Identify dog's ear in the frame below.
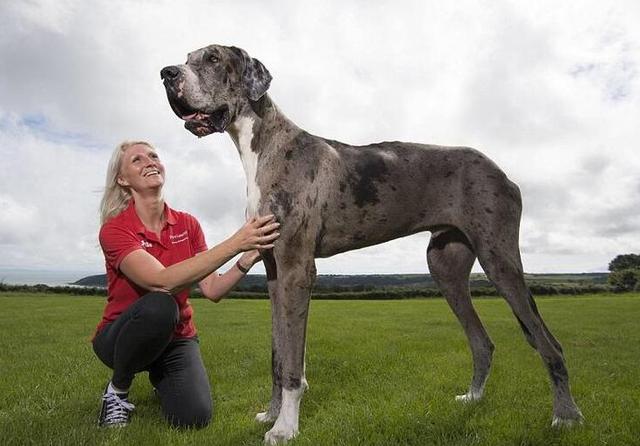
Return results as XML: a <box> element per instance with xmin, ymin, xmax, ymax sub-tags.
<box><xmin>230</xmin><ymin>46</ymin><xmax>272</xmax><ymax>101</ymax></box>
<box><xmin>244</xmin><ymin>57</ymin><xmax>272</xmax><ymax>101</ymax></box>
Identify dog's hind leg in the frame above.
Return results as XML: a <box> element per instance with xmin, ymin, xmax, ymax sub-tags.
<box><xmin>472</xmin><ymin>232</ymin><xmax>583</xmax><ymax>426</ymax></box>
<box><xmin>427</xmin><ymin>228</ymin><xmax>494</xmax><ymax>403</ymax></box>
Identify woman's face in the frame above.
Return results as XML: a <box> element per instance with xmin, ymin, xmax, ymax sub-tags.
<box><xmin>117</xmin><ymin>143</ymin><xmax>165</xmax><ymax>193</ymax></box>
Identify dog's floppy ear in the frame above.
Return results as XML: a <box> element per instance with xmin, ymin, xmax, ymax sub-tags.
<box><xmin>230</xmin><ymin>46</ymin><xmax>272</xmax><ymax>101</ymax></box>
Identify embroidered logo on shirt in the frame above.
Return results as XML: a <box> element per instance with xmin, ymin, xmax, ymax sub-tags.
<box><xmin>170</xmin><ymin>230</ymin><xmax>189</xmax><ymax>244</ymax></box>
<box><xmin>140</xmin><ymin>240</ymin><xmax>153</xmax><ymax>249</ymax></box>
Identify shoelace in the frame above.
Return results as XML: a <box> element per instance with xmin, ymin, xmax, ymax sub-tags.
<box><xmin>102</xmin><ymin>392</ymin><xmax>135</xmax><ymax>425</ymax></box>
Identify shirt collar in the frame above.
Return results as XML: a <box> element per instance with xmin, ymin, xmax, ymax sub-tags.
<box><xmin>124</xmin><ymin>199</ymin><xmax>177</xmax><ymax>234</ymax></box>
<box><xmin>164</xmin><ymin>203</ymin><xmax>178</xmax><ymax>226</ymax></box>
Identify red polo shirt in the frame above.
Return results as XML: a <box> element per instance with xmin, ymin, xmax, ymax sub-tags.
<box><xmin>96</xmin><ymin>200</ymin><xmax>207</xmax><ymax>339</ymax></box>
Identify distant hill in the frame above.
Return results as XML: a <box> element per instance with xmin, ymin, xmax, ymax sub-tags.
<box><xmin>74</xmin><ymin>274</ymin><xmax>109</xmax><ymax>287</ymax></box>
<box><xmin>73</xmin><ymin>273</ymin><xmax>442</xmax><ymax>290</ymax></box>
<box><xmin>74</xmin><ymin>272</ymin><xmax>609</xmax><ymax>294</ymax></box>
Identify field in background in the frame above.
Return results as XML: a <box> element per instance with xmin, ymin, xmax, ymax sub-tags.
<box><xmin>0</xmin><ymin>292</ymin><xmax>638</xmax><ymax>445</ymax></box>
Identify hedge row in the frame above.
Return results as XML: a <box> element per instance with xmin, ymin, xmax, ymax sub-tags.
<box><xmin>0</xmin><ymin>282</ymin><xmax>616</xmax><ymax>299</ymax></box>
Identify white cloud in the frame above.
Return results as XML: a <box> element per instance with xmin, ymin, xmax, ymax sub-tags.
<box><xmin>0</xmin><ymin>0</ymin><xmax>638</xmax><ymax>274</ymax></box>
<box><xmin>0</xmin><ymin>194</ymin><xmax>39</xmax><ymax>244</ymax></box>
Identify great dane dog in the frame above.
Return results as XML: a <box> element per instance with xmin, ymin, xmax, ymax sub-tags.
<box><xmin>161</xmin><ymin>44</ymin><xmax>583</xmax><ymax>443</ymax></box>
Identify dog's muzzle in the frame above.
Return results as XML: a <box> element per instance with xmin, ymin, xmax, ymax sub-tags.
<box><xmin>161</xmin><ymin>66</ymin><xmax>231</xmax><ymax>137</ymax></box>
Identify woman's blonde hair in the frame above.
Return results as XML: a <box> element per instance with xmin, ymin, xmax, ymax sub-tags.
<box><xmin>99</xmin><ymin>140</ymin><xmax>156</xmax><ymax>225</ymax></box>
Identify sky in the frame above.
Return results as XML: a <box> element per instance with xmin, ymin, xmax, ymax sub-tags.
<box><xmin>0</xmin><ymin>0</ymin><xmax>638</xmax><ymax>276</ymax></box>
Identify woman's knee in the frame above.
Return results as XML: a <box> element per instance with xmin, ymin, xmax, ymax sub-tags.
<box><xmin>137</xmin><ymin>292</ymin><xmax>179</xmax><ymax>329</ymax></box>
<box><xmin>166</xmin><ymin>398</ymin><xmax>213</xmax><ymax>428</ymax></box>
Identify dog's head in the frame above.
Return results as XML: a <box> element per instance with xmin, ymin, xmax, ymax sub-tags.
<box><xmin>161</xmin><ymin>44</ymin><xmax>272</xmax><ymax>137</ymax></box>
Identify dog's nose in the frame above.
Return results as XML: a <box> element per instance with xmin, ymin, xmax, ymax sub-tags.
<box><xmin>160</xmin><ymin>66</ymin><xmax>180</xmax><ymax>80</ymax></box>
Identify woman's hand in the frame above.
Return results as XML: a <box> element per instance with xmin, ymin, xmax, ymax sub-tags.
<box><xmin>118</xmin><ymin>215</ymin><xmax>279</xmax><ymax>296</ymax></box>
<box><xmin>229</xmin><ymin>214</ymin><xmax>280</xmax><ymax>254</ymax></box>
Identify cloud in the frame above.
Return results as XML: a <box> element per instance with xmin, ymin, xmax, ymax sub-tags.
<box><xmin>0</xmin><ymin>194</ymin><xmax>39</xmax><ymax>244</ymax></box>
<box><xmin>0</xmin><ymin>113</ymin><xmax>105</xmax><ymax>268</ymax></box>
<box><xmin>0</xmin><ymin>0</ymin><xmax>639</xmax><ymax>274</ymax></box>
<box><xmin>569</xmin><ymin>26</ymin><xmax>638</xmax><ymax>102</ymax></box>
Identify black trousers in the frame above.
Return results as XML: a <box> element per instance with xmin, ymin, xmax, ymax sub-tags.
<box><xmin>93</xmin><ymin>291</ymin><xmax>212</xmax><ymax>428</ymax></box>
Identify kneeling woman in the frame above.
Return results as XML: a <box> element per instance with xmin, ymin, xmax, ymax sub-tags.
<box><xmin>93</xmin><ymin>140</ymin><xmax>279</xmax><ymax>428</ymax></box>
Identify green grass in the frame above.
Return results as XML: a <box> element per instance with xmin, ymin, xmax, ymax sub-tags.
<box><xmin>1</xmin><ymin>292</ymin><xmax>639</xmax><ymax>445</ymax></box>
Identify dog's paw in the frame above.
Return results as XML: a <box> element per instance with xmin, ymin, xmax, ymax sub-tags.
<box><xmin>264</xmin><ymin>426</ymin><xmax>298</xmax><ymax>445</ymax></box>
<box><xmin>256</xmin><ymin>410</ymin><xmax>278</xmax><ymax>424</ymax></box>
<box><xmin>552</xmin><ymin>402</ymin><xmax>584</xmax><ymax>428</ymax></box>
<box><xmin>551</xmin><ymin>415</ymin><xmax>584</xmax><ymax>428</ymax></box>
<box><xmin>551</xmin><ymin>410</ymin><xmax>584</xmax><ymax>428</ymax></box>
<box><xmin>455</xmin><ymin>390</ymin><xmax>482</xmax><ymax>403</ymax></box>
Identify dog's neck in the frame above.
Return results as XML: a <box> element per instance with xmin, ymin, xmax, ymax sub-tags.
<box><xmin>227</xmin><ymin>95</ymin><xmax>300</xmax><ymax>155</ymax></box>
<box><xmin>226</xmin><ymin>95</ymin><xmax>300</xmax><ymax>217</ymax></box>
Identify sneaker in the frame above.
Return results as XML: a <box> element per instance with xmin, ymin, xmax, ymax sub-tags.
<box><xmin>98</xmin><ymin>385</ymin><xmax>135</xmax><ymax>427</ymax></box>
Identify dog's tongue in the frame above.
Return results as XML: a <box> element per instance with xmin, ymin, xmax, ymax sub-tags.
<box><xmin>182</xmin><ymin>113</ymin><xmax>198</xmax><ymax>120</ymax></box>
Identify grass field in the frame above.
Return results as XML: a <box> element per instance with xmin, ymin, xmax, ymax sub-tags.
<box><xmin>1</xmin><ymin>292</ymin><xmax>639</xmax><ymax>445</ymax></box>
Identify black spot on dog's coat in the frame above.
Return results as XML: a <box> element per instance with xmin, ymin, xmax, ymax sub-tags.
<box><xmin>271</xmin><ymin>189</ymin><xmax>293</xmax><ymax>216</ymax></box>
<box><xmin>348</xmin><ymin>157</ymin><xmax>389</xmax><ymax>208</ymax></box>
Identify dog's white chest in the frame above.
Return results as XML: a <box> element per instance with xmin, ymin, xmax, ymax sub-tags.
<box><xmin>230</xmin><ymin>116</ymin><xmax>261</xmax><ymax>218</ymax></box>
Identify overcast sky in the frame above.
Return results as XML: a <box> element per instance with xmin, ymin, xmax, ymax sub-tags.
<box><xmin>0</xmin><ymin>0</ymin><xmax>638</xmax><ymax>275</ymax></box>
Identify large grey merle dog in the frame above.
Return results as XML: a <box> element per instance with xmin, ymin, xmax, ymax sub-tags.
<box><xmin>161</xmin><ymin>44</ymin><xmax>583</xmax><ymax>444</ymax></box>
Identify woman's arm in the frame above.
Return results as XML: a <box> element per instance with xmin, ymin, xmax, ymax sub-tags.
<box><xmin>198</xmin><ymin>250</ymin><xmax>261</xmax><ymax>302</ymax></box>
<box><xmin>119</xmin><ymin>215</ymin><xmax>279</xmax><ymax>294</ymax></box>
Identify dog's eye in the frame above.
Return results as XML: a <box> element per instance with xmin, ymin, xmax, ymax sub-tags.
<box><xmin>209</xmin><ymin>54</ymin><xmax>219</xmax><ymax>64</ymax></box>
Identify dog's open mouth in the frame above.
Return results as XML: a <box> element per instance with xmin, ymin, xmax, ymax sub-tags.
<box><xmin>180</xmin><ymin>104</ymin><xmax>231</xmax><ymax>137</ymax></box>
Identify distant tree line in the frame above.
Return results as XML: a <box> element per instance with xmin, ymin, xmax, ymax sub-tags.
<box><xmin>0</xmin><ymin>283</ymin><xmax>107</xmax><ymax>296</ymax></box>
<box><xmin>3</xmin><ymin>264</ymin><xmax>637</xmax><ymax>298</ymax></box>
<box><xmin>608</xmin><ymin>254</ymin><xmax>640</xmax><ymax>291</ymax></box>
<box><xmin>0</xmin><ymin>281</ymin><xmax>613</xmax><ymax>299</ymax></box>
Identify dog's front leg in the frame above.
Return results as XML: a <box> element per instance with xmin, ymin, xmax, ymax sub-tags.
<box><xmin>263</xmin><ymin>253</ymin><xmax>315</xmax><ymax>445</ymax></box>
<box><xmin>256</xmin><ymin>251</ymin><xmax>283</xmax><ymax>423</ymax></box>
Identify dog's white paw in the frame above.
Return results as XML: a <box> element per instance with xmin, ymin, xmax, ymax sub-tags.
<box><xmin>262</xmin><ymin>388</ymin><xmax>303</xmax><ymax>443</ymax></box>
<box><xmin>256</xmin><ymin>410</ymin><xmax>278</xmax><ymax>424</ymax></box>
<box><xmin>551</xmin><ymin>402</ymin><xmax>584</xmax><ymax>428</ymax></box>
<box><xmin>455</xmin><ymin>390</ymin><xmax>482</xmax><ymax>403</ymax></box>
<box><xmin>551</xmin><ymin>413</ymin><xmax>584</xmax><ymax>428</ymax></box>
<box><xmin>264</xmin><ymin>425</ymin><xmax>298</xmax><ymax>445</ymax></box>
